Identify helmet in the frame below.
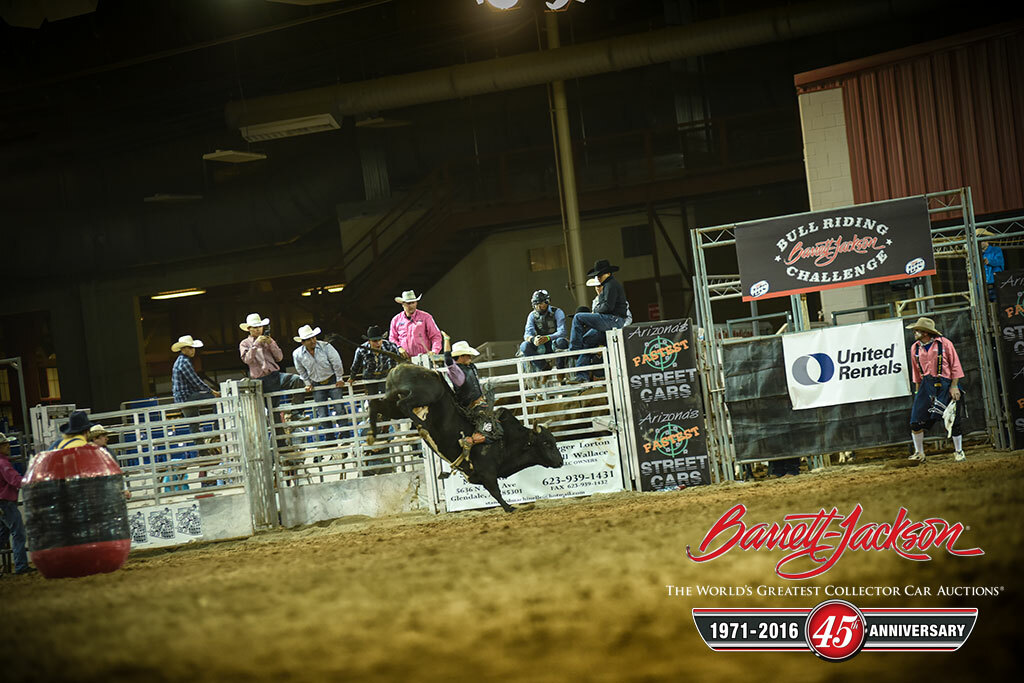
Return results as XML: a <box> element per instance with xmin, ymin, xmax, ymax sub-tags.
<box><xmin>531</xmin><ymin>289</ymin><xmax>550</xmax><ymax>305</ymax></box>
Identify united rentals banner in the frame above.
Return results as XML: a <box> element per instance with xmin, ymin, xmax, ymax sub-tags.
<box><xmin>736</xmin><ymin>196</ymin><xmax>935</xmax><ymax>301</ymax></box>
<box><xmin>782</xmin><ymin>319</ymin><xmax>910</xmax><ymax>410</ymax></box>
<box><xmin>622</xmin><ymin>319</ymin><xmax>709</xmax><ymax>491</ymax></box>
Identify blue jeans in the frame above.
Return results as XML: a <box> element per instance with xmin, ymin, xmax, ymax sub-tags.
<box><xmin>311</xmin><ymin>386</ymin><xmax>345</xmax><ymax>441</ymax></box>
<box><xmin>569</xmin><ymin>312</ymin><xmax>624</xmax><ymax>380</ymax></box>
<box><xmin>0</xmin><ymin>499</ymin><xmax>29</xmax><ymax>572</ymax></box>
<box><xmin>520</xmin><ymin>338</ymin><xmax>570</xmax><ymax>371</ymax></box>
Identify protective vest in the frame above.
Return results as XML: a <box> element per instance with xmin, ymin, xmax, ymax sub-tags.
<box><xmin>455</xmin><ymin>362</ymin><xmax>484</xmax><ymax>406</ymax></box>
<box><xmin>531</xmin><ymin>308</ymin><xmax>559</xmax><ymax>337</ymax></box>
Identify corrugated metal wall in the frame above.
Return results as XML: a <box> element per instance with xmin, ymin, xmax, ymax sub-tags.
<box><xmin>840</xmin><ymin>27</ymin><xmax>1024</xmax><ymax>215</ymax></box>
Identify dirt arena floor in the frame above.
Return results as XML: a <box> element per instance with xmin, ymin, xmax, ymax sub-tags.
<box><xmin>4</xmin><ymin>446</ymin><xmax>1021</xmax><ymax>682</ymax></box>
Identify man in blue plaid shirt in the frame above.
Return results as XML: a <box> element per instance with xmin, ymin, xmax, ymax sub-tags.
<box><xmin>171</xmin><ymin>335</ymin><xmax>219</xmax><ymax>428</ymax></box>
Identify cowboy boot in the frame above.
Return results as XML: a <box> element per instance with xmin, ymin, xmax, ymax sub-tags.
<box><xmin>458</xmin><ymin>433</ymin><xmax>486</xmax><ymax>466</ymax></box>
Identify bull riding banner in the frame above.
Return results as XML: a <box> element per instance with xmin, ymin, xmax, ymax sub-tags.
<box><xmin>995</xmin><ymin>269</ymin><xmax>1024</xmax><ymax>449</ymax></box>
<box><xmin>782</xmin><ymin>318</ymin><xmax>910</xmax><ymax>410</ymax></box>
<box><xmin>622</xmin><ymin>319</ymin><xmax>709</xmax><ymax>491</ymax></box>
<box><xmin>736</xmin><ymin>196</ymin><xmax>934</xmax><ymax>301</ymax></box>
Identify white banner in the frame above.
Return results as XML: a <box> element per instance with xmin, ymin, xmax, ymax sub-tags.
<box><xmin>442</xmin><ymin>435</ymin><xmax>624</xmax><ymax>512</ymax></box>
<box><xmin>128</xmin><ymin>501</ymin><xmax>204</xmax><ymax>549</ymax></box>
<box><xmin>782</xmin><ymin>319</ymin><xmax>910</xmax><ymax>410</ymax></box>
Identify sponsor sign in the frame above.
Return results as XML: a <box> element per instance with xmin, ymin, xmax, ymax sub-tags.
<box><xmin>621</xmin><ymin>319</ymin><xmax>709</xmax><ymax>491</ymax></box>
<box><xmin>127</xmin><ymin>500</ymin><xmax>203</xmax><ymax>549</ymax></box>
<box><xmin>736</xmin><ymin>196</ymin><xmax>934</xmax><ymax>301</ymax></box>
<box><xmin>994</xmin><ymin>269</ymin><xmax>1024</xmax><ymax>448</ymax></box>
<box><xmin>440</xmin><ymin>435</ymin><xmax>623</xmax><ymax>512</ymax></box>
<box><xmin>782</xmin><ymin>319</ymin><xmax>910</xmax><ymax>410</ymax></box>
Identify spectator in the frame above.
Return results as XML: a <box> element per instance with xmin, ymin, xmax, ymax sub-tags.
<box><xmin>906</xmin><ymin>317</ymin><xmax>966</xmax><ymax>462</ymax></box>
<box><xmin>350</xmin><ymin>325</ymin><xmax>402</xmax><ymax>394</ymax></box>
<box><xmin>520</xmin><ymin>289</ymin><xmax>569</xmax><ymax>373</ymax></box>
<box><xmin>51</xmin><ymin>410</ymin><xmax>94</xmax><ymax>450</ymax></box>
<box><xmin>389</xmin><ymin>290</ymin><xmax>442</xmax><ymax>360</ymax></box>
<box><xmin>88</xmin><ymin>424</ymin><xmax>113</xmax><ymax>450</ymax></box>
<box><xmin>978</xmin><ymin>228</ymin><xmax>1004</xmax><ymax>301</ymax></box>
<box><xmin>171</xmin><ymin>335</ymin><xmax>220</xmax><ymax>432</ymax></box>
<box><xmin>238</xmin><ymin>313</ymin><xmax>304</xmax><ymax>403</ymax></box>
<box><xmin>569</xmin><ymin>259</ymin><xmax>629</xmax><ymax>382</ymax></box>
<box><xmin>291</xmin><ymin>324</ymin><xmax>346</xmax><ymax>442</ymax></box>
<box><xmin>443</xmin><ymin>332</ymin><xmax>503</xmax><ymax>466</ymax></box>
<box><xmin>0</xmin><ymin>432</ymin><xmax>33</xmax><ymax>575</ymax></box>
<box><xmin>587</xmin><ymin>276</ymin><xmax>632</xmax><ymax>334</ymax></box>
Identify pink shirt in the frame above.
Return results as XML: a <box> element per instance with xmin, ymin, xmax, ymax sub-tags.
<box><xmin>239</xmin><ymin>336</ymin><xmax>284</xmax><ymax>378</ymax></box>
<box><xmin>389</xmin><ymin>309</ymin><xmax>442</xmax><ymax>357</ymax></box>
<box><xmin>0</xmin><ymin>457</ymin><xmax>23</xmax><ymax>501</ymax></box>
<box><xmin>910</xmin><ymin>338</ymin><xmax>964</xmax><ymax>384</ymax></box>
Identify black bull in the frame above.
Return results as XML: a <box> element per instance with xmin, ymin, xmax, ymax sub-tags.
<box><xmin>367</xmin><ymin>363</ymin><xmax>563</xmax><ymax>512</ymax></box>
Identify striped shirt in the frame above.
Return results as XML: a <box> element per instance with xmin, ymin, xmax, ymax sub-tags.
<box><xmin>172</xmin><ymin>353</ymin><xmax>209</xmax><ymax>403</ymax></box>
<box><xmin>292</xmin><ymin>341</ymin><xmax>345</xmax><ymax>386</ymax></box>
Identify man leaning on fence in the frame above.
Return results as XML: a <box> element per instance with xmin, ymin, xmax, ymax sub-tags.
<box><xmin>171</xmin><ymin>335</ymin><xmax>221</xmax><ymax>433</ymax></box>
<box><xmin>349</xmin><ymin>325</ymin><xmax>403</xmax><ymax>475</ymax></box>
<box><xmin>291</xmin><ymin>324</ymin><xmax>346</xmax><ymax>442</ymax></box>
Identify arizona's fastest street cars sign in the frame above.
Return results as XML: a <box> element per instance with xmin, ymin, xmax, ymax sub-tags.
<box><xmin>736</xmin><ymin>196</ymin><xmax>935</xmax><ymax>302</ymax></box>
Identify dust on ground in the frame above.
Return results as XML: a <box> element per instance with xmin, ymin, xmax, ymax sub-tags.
<box><xmin>3</xmin><ymin>447</ymin><xmax>1021</xmax><ymax>682</ymax></box>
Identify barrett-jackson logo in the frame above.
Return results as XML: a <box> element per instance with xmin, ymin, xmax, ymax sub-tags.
<box><xmin>687</xmin><ymin>504</ymin><xmax>983</xmax><ymax>580</ymax></box>
<box><xmin>774</xmin><ymin>217</ymin><xmax>892</xmax><ymax>286</ymax></box>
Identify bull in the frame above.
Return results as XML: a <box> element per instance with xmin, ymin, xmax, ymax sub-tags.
<box><xmin>367</xmin><ymin>363</ymin><xmax>563</xmax><ymax>512</ymax></box>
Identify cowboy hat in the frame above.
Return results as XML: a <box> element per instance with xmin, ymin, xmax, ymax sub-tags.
<box><xmin>906</xmin><ymin>316</ymin><xmax>942</xmax><ymax>337</ymax></box>
<box><xmin>171</xmin><ymin>335</ymin><xmax>204</xmax><ymax>352</ymax></box>
<box><xmin>451</xmin><ymin>341</ymin><xmax>479</xmax><ymax>357</ymax></box>
<box><xmin>0</xmin><ymin>432</ymin><xmax>8</xmax><ymax>444</ymax></box>
<box><xmin>976</xmin><ymin>228</ymin><xmax>996</xmax><ymax>238</ymax></box>
<box><xmin>293</xmin><ymin>324</ymin><xmax>321</xmax><ymax>343</ymax></box>
<box><xmin>585</xmin><ymin>276</ymin><xmax>601</xmax><ymax>287</ymax></box>
<box><xmin>586</xmin><ymin>259</ymin><xmax>619</xmax><ymax>277</ymax></box>
<box><xmin>363</xmin><ymin>325</ymin><xmax>386</xmax><ymax>341</ymax></box>
<box><xmin>239</xmin><ymin>313</ymin><xmax>270</xmax><ymax>331</ymax></box>
<box><xmin>88</xmin><ymin>424</ymin><xmax>113</xmax><ymax>439</ymax></box>
<box><xmin>395</xmin><ymin>290</ymin><xmax>422</xmax><ymax>304</ymax></box>
<box><xmin>60</xmin><ymin>410</ymin><xmax>94</xmax><ymax>435</ymax></box>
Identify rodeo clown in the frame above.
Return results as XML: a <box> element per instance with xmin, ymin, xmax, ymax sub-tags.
<box><xmin>442</xmin><ymin>331</ymin><xmax>503</xmax><ymax>465</ymax></box>
<box><xmin>907</xmin><ymin>317</ymin><xmax>966</xmax><ymax>462</ymax></box>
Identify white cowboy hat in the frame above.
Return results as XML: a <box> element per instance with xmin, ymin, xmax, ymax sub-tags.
<box><xmin>451</xmin><ymin>341</ymin><xmax>479</xmax><ymax>357</ymax></box>
<box><xmin>293</xmin><ymin>324</ymin><xmax>322</xmax><ymax>343</ymax></box>
<box><xmin>906</xmin><ymin>316</ymin><xmax>942</xmax><ymax>337</ymax></box>
<box><xmin>88</xmin><ymin>424</ymin><xmax>113</xmax><ymax>438</ymax></box>
<box><xmin>395</xmin><ymin>290</ymin><xmax>422</xmax><ymax>304</ymax></box>
<box><xmin>586</xmin><ymin>276</ymin><xmax>601</xmax><ymax>287</ymax></box>
<box><xmin>171</xmin><ymin>335</ymin><xmax>204</xmax><ymax>352</ymax></box>
<box><xmin>976</xmin><ymin>227</ymin><xmax>996</xmax><ymax>238</ymax></box>
<box><xmin>240</xmin><ymin>313</ymin><xmax>270</xmax><ymax>331</ymax></box>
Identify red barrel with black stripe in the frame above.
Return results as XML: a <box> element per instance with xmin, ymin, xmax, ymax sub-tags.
<box><xmin>22</xmin><ymin>444</ymin><xmax>130</xmax><ymax>579</ymax></box>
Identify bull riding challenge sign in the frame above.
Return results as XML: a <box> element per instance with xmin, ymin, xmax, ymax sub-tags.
<box><xmin>622</xmin><ymin>319</ymin><xmax>709</xmax><ymax>491</ymax></box>
<box><xmin>736</xmin><ymin>196</ymin><xmax>935</xmax><ymax>301</ymax></box>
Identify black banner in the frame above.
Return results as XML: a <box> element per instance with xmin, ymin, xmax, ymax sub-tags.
<box><xmin>736</xmin><ymin>196</ymin><xmax>935</xmax><ymax>301</ymax></box>
<box><xmin>622</xmin><ymin>319</ymin><xmax>709</xmax><ymax>491</ymax></box>
<box><xmin>994</xmin><ymin>269</ymin><xmax>1024</xmax><ymax>449</ymax></box>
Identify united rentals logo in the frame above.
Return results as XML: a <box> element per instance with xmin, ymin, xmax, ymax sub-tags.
<box><xmin>790</xmin><ymin>344</ymin><xmax>902</xmax><ymax>386</ymax></box>
<box><xmin>791</xmin><ymin>353</ymin><xmax>835</xmax><ymax>385</ymax></box>
<box><xmin>686</xmin><ymin>504</ymin><xmax>983</xmax><ymax>580</ymax></box>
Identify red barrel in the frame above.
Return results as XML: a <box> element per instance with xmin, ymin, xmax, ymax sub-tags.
<box><xmin>22</xmin><ymin>445</ymin><xmax>130</xmax><ymax>579</ymax></box>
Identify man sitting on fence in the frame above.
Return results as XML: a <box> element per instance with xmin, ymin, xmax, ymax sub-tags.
<box><xmin>568</xmin><ymin>259</ymin><xmax>629</xmax><ymax>383</ymax></box>
<box><xmin>292</xmin><ymin>324</ymin><xmax>347</xmax><ymax>443</ymax></box>
<box><xmin>907</xmin><ymin>317</ymin><xmax>967</xmax><ymax>463</ymax></box>
<box><xmin>171</xmin><ymin>335</ymin><xmax>221</xmax><ymax>433</ymax></box>
<box><xmin>520</xmin><ymin>289</ymin><xmax>569</xmax><ymax>375</ymax></box>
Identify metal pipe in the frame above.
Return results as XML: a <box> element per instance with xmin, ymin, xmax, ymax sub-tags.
<box><xmin>226</xmin><ymin>0</ymin><xmax>939</xmax><ymax>127</ymax></box>
<box><xmin>546</xmin><ymin>11</ymin><xmax>589</xmax><ymax>306</ymax></box>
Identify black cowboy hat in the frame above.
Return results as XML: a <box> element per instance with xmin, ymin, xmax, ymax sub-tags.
<box><xmin>363</xmin><ymin>325</ymin><xmax>386</xmax><ymax>341</ymax></box>
<box><xmin>587</xmin><ymin>259</ymin><xmax>620</xmax><ymax>277</ymax></box>
<box><xmin>60</xmin><ymin>410</ymin><xmax>94</xmax><ymax>435</ymax></box>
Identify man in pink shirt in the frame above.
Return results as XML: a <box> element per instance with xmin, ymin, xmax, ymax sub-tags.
<box><xmin>389</xmin><ymin>290</ymin><xmax>443</xmax><ymax>359</ymax></box>
<box><xmin>0</xmin><ymin>432</ymin><xmax>33</xmax><ymax>575</ymax></box>
<box><xmin>906</xmin><ymin>317</ymin><xmax>966</xmax><ymax>462</ymax></box>
<box><xmin>238</xmin><ymin>312</ymin><xmax>303</xmax><ymax>406</ymax></box>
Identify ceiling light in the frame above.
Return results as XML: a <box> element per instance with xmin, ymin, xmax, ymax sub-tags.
<box><xmin>151</xmin><ymin>288</ymin><xmax>207</xmax><ymax>300</ymax></box>
<box><xmin>476</xmin><ymin>0</ymin><xmax>520</xmax><ymax>9</ymax></box>
<box><xmin>301</xmin><ymin>283</ymin><xmax>346</xmax><ymax>297</ymax></box>
<box><xmin>202</xmin><ymin>150</ymin><xmax>268</xmax><ymax>163</ymax></box>
<box><xmin>240</xmin><ymin>114</ymin><xmax>340</xmax><ymax>142</ymax></box>
<box><xmin>143</xmin><ymin>193</ymin><xmax>203</xmax><ymax>203</ymax></box>
<box><xmin>355</xmin><ymin>116</ymin><xmax>412</xmax><ymax>129</ymax></box>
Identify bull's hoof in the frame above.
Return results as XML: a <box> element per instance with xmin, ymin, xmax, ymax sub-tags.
<box><xmin>502</xmin><ymin>505</ymin><xmax>516</xmax><ymax>513</ymax></box>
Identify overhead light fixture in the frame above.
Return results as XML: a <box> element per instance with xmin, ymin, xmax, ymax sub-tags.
<box><xmin>151</xmin><ymin>288</ymin><xmax>207</xmax><ymax>300</ymax></box>
<box><xmin>355</xmin><ymin>116</ymin><xmax>412</xmax><ymax>129</ymax></box>
<box><xmin>202</xmin><ymin>150</ymin><xmax>268</xmax><ymax>163</ymax></box>
<box><xmin>301</xmin><ymin>283</ymin><xmax>346</xmax><ymax>297</ymax></box>
<box><xmin>476</xmin><ymin>0</ymin><xmax>521</xmax><ymax>9</ymax></box>
<box><xmin>143</xmin><ymin>193</ymin><xmax>203</xmax><ymax>203</ymax></box>
<box><xmin>240</xmin><ymin>113</ymin><xmax>340</xmax><ymax>142</ymax></box>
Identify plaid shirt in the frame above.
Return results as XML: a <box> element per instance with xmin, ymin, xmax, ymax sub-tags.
<box><xmin>350</xmin><ymin>340</ymin><xmax>401</xmax><ymax>381</ymax></box>
<box><xmin>172</xmin><ymin>353</ymin><xmax>209</xmax><ymax>402</ymax></box>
